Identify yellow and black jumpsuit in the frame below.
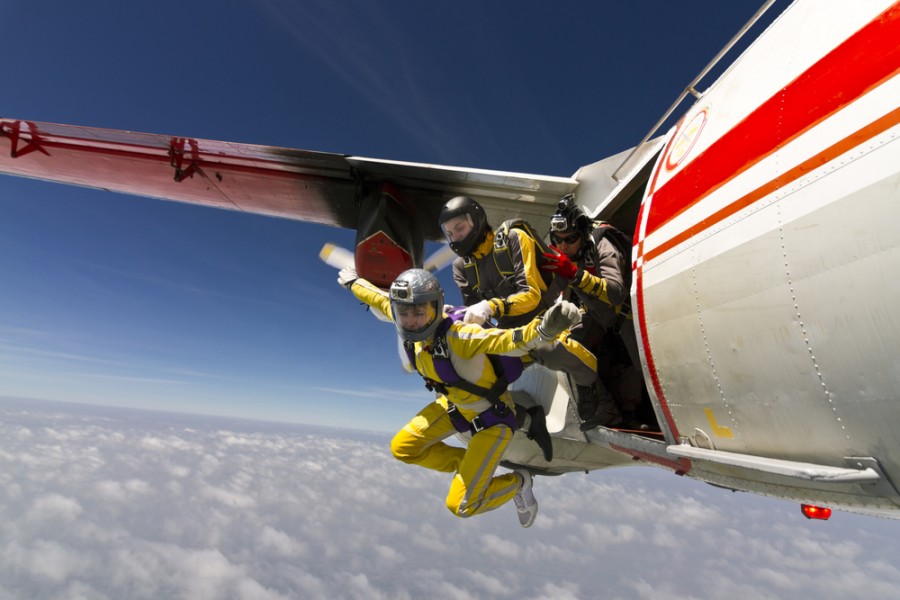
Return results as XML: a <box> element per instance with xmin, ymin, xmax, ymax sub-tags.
<box><xmin>351</xmin><ymin>277</ymin><xmax>549</xmax><ymax>518</ymax></box>
<box><xmin>451</xmin><ymin>228</ymin><xmax>597</xmax><ymax>386</ymax></box>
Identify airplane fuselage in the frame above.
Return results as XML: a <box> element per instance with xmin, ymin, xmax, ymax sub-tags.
<box><xmin>617</xmin><ymin>0</ymin><xmax>900</xmax><ymax>518</ymax></box>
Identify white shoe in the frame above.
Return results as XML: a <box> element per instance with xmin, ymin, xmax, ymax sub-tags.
<box><xmin>513</xmin><ymin>469</ymin><xmax>538</xmax><ymax>528</ymax></box>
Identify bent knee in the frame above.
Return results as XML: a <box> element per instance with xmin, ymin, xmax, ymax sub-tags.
<box><xmin>390</xmin><ymin>431</ymin><xmax>419</xmax><ymax>464</ymax></box>
<box><xmin>446</xmin><ymin>498</ymin><xmax>475</xmax><ymax>518</ymax></box>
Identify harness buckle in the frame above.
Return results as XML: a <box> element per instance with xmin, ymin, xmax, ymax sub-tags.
<box><xmin>432</xmin><ymin>337</ymin><xmax>449</xmax><ymax>359</ymax></box>
<box><xmin>470</xmin><ymin>415</ymin><xmax>486</xmax><ymax>432</ymax></box>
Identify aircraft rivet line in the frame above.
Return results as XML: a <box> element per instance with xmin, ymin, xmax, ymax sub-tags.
<box><xmin>779</xmin><ymin>201</ymin><xmax>851</xmax><ymax>441</ymax></box>
<box><xmin>692</xmin><ymin>265</ymin><xmax>734</xmax><ymax>434</ymax></box>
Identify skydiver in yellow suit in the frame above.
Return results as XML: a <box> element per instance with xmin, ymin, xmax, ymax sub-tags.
<box><xmin>438</xmin><ymin>196</ymin><xmax>600</xmax><ymax>420</ymax></box>
<box><xmin>337</xmin><ymin>267</ymin><xmax>580</xmax><ymax>527</ymax></box>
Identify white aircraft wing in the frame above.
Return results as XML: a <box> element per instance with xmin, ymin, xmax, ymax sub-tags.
<box><xmin>0</xmin><ymin>119</ymin><xmax>576</xmax><ymax>242</ymax></box>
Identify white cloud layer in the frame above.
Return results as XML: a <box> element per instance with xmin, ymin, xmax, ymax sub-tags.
<box><xmin>2</xmin><ymin>397</ymin><xmax>900</xmax><ymax>600</ymax></box>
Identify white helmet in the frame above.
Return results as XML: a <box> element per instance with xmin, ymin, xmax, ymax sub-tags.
<box><xmin>389</xmin><ymin>269</ymin><xmax>444</xmax><ymax>342</ymax></box>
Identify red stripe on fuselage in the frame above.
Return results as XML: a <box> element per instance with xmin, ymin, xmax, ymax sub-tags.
<box><xmin>609</xmin><ymin>443</ymin><xmax>691</xmax><ymax>473</ymax></box>
<box><xmin>645</xmin><ymin>3</ymin><xmax>900</xmax><ymax>238</ymax></box>
<box><xmin>635</xmin><ymin>263</ymin><xmax>681</xmax><ymax>439</ymax></box>
<box><xmin>647</xmin><ymin>105</ymin><xmax>900</xmax><ymax>263</ymax></box>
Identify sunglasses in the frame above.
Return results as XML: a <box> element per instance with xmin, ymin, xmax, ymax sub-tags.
<box><xmin>552</xmin><ymin>233</ymin><xmax>581</xmax><ymax>245</ymax></box>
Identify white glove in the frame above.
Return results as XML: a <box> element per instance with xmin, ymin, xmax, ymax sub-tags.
<box><xmin>337</xmin><ymin>268</ymin><xmax>358</xmax><ymax>289</ymax></box>
<box><xmin>537</xmin><ymin>301</ymin><xmax>581</xmax><ymax>341</ymax></box>
<box><xmin>464</xmin><ymin>299</ymin><xmax>494</xmax><ymax>325</ymax></box>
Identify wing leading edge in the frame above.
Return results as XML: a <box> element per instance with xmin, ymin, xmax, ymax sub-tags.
<box><xmin>0</xmin><ymin>119</ymin><xmax>576</xmax><ymax>242</ymax></box>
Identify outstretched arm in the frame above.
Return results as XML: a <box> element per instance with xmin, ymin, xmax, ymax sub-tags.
<box><xmin>338</xmin><ymin>268</ymin><xmax>393</xmax><ymax>322</ymax></box>
<box><xmin>449</xmin><ymin>301</ymin><xmax>581</xmax><ymax>358</ymax></box>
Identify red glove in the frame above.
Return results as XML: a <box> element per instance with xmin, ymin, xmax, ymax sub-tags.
<box><xmin>542</xmin><ymin>250</ymin><xmax>579</xmax><ymax>280</ymax></box>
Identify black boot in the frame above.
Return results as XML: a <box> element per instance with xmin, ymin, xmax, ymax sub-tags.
<box><xmin>575</xmin><ymin>384</ymin><xmax>599</xmax><ymax>422</ymax></box>
<box><xmin>526</xmin><ymin>406</ymin><xmax>553</xmax><ymax>462</ymax></box>
<box><xmin>577</xmin><ymin>383</ymin><xmax>623</xmax><ymax>431</ymax></box>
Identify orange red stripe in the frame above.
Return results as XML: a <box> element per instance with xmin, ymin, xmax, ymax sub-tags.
<box><xmin>647</xmin><ymin>104</ymin><xmax>900</xmax><ymax>263</ymax></box>
<box><xmin>646</xmin><ymin>2</ymin><xmax>900</xmax><ymax>240</ymax></box>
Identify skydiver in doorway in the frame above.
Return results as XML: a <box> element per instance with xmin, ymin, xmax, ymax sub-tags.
<box><xmin>541</xmin><ymin>194</ymin><xmax>650</xmax><ymax>431</ymax></box>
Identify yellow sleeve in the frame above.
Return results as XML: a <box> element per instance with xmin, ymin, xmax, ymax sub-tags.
<box><xmin>573</xmin><ymin>236</ymin><xmax>627</xmax><ymax>308</ymax></box>
<box><xmin>574</xmin><ymin>270</ymin><xmax>612</xmax><ymax>305</ymax></box>
<box><xmin>487</xmin><ymin>229</ymin><xmax>545</xmax><ymax>320</ymax></box>
<box><xmin>349</xmin><ymin>278</ymin><xmax>393</xmax><ymax>322</ymax></box>
<box><xmin>447</xmin><ymin>319</ymin><xmax>545</xmax><ymax>359</ymax></box>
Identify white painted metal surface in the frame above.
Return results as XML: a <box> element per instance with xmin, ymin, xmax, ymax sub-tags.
<box><xmin>631</xmin><ymin>0</ymin><xmax>900</xmax><ymax>514</ymax></box>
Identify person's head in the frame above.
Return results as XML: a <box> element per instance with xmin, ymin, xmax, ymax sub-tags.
<box><xmin>439</xmin><ymin>196</ymin><xmax>489</xmax><ymax>257</ymax></box>
<box><xmin>389</xmin><ymin>269</ymin><xmax>444</xmax><ymax>342</ymax></box>
<box><xmin>549</xmin><ymin>194</ymin><xmax>591</xmax><ymax>259</ymax></box>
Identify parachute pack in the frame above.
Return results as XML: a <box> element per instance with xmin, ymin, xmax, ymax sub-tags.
<box><xmin>587</xmin><ymin>221</ymin><xmax>633</xmax><ymax>295</ymax></box>
<box><xmin>461</xmin><ymin>218</ymin><xmax>555</xmax><ymax>298</ymax></box>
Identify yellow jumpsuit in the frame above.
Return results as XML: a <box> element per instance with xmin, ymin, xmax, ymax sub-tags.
<box><xmin>452</xmin><ymin>229</ymin><xmax>598</xmax><ymax>386</ymax></box>
<box><xmin>351</xmin><ymin>277</ymin><xmax>548</xmax><ymax>518</ymax></box>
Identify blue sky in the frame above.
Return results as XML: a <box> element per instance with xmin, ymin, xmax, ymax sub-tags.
<box><xmin>0</xmin><ymin>0</ymin><xmax>785</xmax><ymax>431</ymax></box>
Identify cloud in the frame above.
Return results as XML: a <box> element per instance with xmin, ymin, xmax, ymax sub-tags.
<box><xmin>2</xmin><ymin>398</ymin><xmax>900</xmax><ymax>599</ymax></box>
<box><xmin>312</xmin><ymin>386</ymin><xmax>422</xmax><ymax>401</ymax></box>
<box><xmin>25</xmin><ymin>493</ymin><xmax>83</xmax><ymax>524</ymax></box>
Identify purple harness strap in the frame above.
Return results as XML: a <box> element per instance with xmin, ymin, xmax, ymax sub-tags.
<box><xmin>447</xmin><ymin>401</ymin><xmax>517</xmax><ymax>434</ymax></box>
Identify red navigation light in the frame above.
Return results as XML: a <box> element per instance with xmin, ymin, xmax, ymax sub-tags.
<box><xmin>801</xmin><ymin>504</ymin><xmax>833</xmax><ymax>520</ymax></box>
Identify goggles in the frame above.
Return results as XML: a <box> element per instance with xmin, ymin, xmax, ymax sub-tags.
<box><xmin>440</xmin><ymin>213</ymin><xmax>474</xmax><ymax>240</ymax></box>
<box><xmin>552</xmin><ymin>232</ymin><xmax>581</xmax><ymax>245</ymax></box>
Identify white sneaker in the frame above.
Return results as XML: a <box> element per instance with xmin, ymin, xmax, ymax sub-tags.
<box><xmin>513</xmin><ymin>469</ymin><xmax>538</xmax><ymax>528</ymax></box>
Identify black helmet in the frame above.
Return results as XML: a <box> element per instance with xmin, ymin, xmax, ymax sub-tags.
<box><xmin>438</xmin><ymin>196</ymin><xmax>489</xmax><ymax>256</ymax></box>
<box><xmin>549</xmin><ymin>193</ymin><xmax>591</xmax><ymax>236</ymax></box>
<box><xmin>389</xmin><ymin>269</ymin><xmax>444</xmax><ymax>342</ymax></box>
